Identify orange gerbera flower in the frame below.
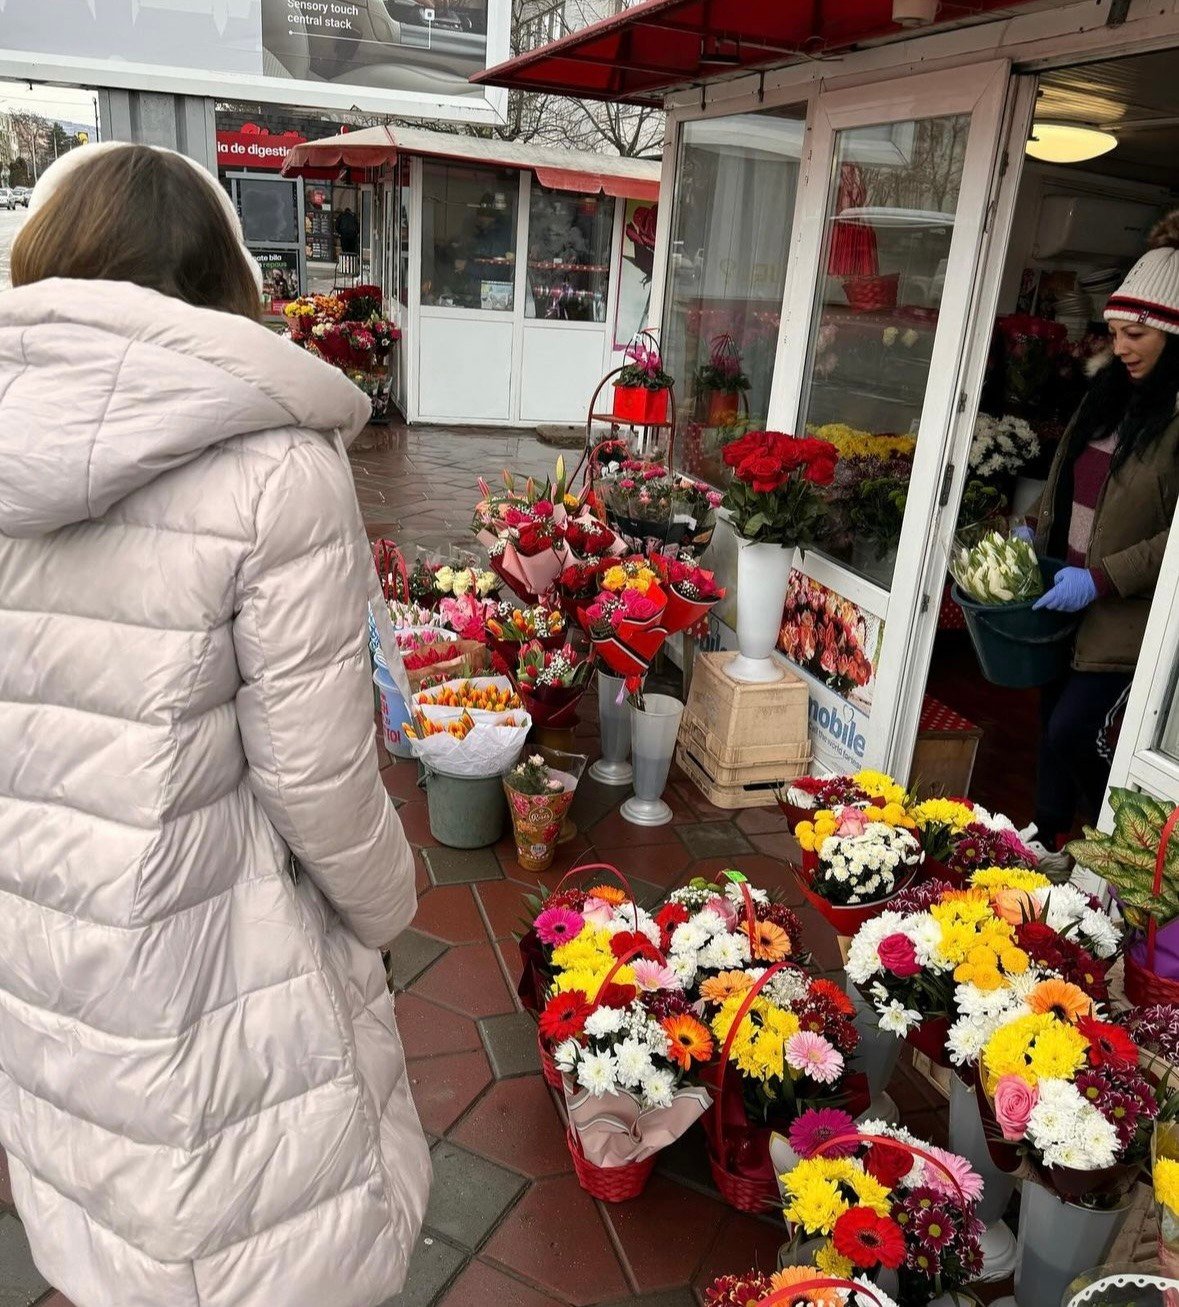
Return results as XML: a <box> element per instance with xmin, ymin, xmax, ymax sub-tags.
<box><xmin>700</xmin><ymin>970</ymin><xmax>755</xmax><ymax>1004</ymax></box>
<box><xmin>662</xmin><ymin>1013</ymin><xmax>714</xmax><ymax>1070</ymax></box>
<box><xmin>588</xmin><ymin>884</ymin><xmax>627</xmax><ymax>906</ymax></box>
<box><xmin>767</xmin><ymin>1266</ymin><xmax>842</xmax><ymax>1307</ymax></box>
<box><xmin>1028</xmin><ymin>978</ymin><xmax>1092</xmax><ymax>1023</ymax></box>
<box><xmin>753</xmin><ymin>919</ymin><xmax>792</xmax><ymax>962</ymax></box>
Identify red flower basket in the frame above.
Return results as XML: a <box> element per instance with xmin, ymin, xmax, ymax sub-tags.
<box><xmin>612</xmin><ymin>384</ymin><xmax>669</xmax><ymax>425</ymax></box>
<box><xmin>842</xmin><ymin>273</ymin><xmax>899</xmax><ymax>313</ymax></box>
<box><xmin>567</xmin><ymin>1128</ymin><xmax>656</xmax><ymax>1202</ymax></box>
<box><xmin>538</xmin><ymin>1029</ymin><xmax>563</xmax><ymax>1089</ymax></box>
<box><xmin>706</xmin><ymin>390</ymin><xmax>740</xmax><ymax>426</ymax></box>
<box><xmin>1122</xmin><ymin>805</ymin><xmax>1179</xmax><ymax>1005</ymax></box>
<box><xmin>792</xmin><ymin>849</ymin><xmax>919</xmax><ymax>935</ymax></box>
<box><xmin>904</xmin><ymin>1015</ymin><xmax>952</xmax><ymax>1069</ymax></box>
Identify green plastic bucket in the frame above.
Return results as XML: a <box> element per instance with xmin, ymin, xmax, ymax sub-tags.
<box><xmin>952</xmin><ymin>558</ymin><xmax>1081</xmax><ymax>690</ymax></box>
<box><xmin>419</xmin><ymin>766</ymin><xmax>507</xmax><ymax>848</ymax></box>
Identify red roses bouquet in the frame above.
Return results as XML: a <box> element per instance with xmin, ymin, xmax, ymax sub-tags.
<box><xmin>722</xmin><ymin>431</ymin><xmax>838</xmax><ymax>551</ymax></box>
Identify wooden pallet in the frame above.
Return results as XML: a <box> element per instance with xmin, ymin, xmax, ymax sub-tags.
<box><xmin>677</xmin><ymin>741</ymin><xmax>808</xmax><ymax>809</ymax></box>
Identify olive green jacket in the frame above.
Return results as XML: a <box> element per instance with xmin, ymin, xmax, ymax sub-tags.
<box><xmin>1035</xmin><ymin>383</ymin><xmax>1179</xmax><ymax>673</ymax></box>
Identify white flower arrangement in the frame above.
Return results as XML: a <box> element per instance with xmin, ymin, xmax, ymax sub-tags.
<box><xmin>815</xmin><ymin>823</ymin><xmax>921</xmax><ymax>906</ymax></box>
<box><xmin>969</xmin><ymin>413</ymin><xmax>1040</xmax><ymax>479</ymax></box>
<box><xmin>554</xmin><ymin>1000</ymin><xmax>685</xmax><ymax>1109</ymax></box>
<box><xmin>661</xmin><ymin>881</ymin><xmax>781</xmax><ymax>993</ymax></box>
<box><xmin>951</xmin><ymin>530</ymin><xmax>1044</xmax><ymax>605</ymax></box>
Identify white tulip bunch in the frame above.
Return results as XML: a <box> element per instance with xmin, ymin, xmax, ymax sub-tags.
<box><xmin>952</xmin><ymin>530</ymin><xmax>1043</xmax><ymax>605</ymax></box>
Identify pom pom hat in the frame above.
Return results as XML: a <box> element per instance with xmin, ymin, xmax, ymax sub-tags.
<box><xmin>1105</xmin><ymin>211</ymin><xmax>1179</xmax><ymax>335</ymax></box>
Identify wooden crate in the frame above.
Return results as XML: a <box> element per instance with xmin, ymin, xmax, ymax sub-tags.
<box><xmin>684</xmin><ymin>652</ymin><xmax>810</xmax><ymax>764</ymax></box>
<box><xmin>907</xmin><ymin>696</ymin><xmax>982</xmax><ymax>797</ymax></box>
<box><xmin>679</xmin><ymin>711</ymin><xmax>809</xmax><ymax>785</ymax></box>
<box><xmin>677</xmin><ymin>741</ymin><xmax>807</xmax><ymax>809</ymax></box>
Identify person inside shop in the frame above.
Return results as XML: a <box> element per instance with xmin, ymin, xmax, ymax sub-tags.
<box><xmin>451</xmin><ymin>193</ymin><xmax>514</xmax><ymax>309</ymax></box>
<box><xmin>1017</xmin><ymin>212</ymin><xmax>1179</xmax><ymax>874</ymax></box>
<box><xmin>0</xmin><ymin>142</ymin><xmax>428</xmax><ymax>1307</ymax></box>
<box><xmin>336</xmin><ymin>203</ymin><xmax>360</xmax><ymax>256</ymax></box>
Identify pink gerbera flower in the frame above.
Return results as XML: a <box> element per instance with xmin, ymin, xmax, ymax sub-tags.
<box><xmin>534</xmin><ymin>906</ymin><xmax>584</xmax><ymax>947</ymax></box>
<box><xmin>919</xmin><ymin>1145</ymin><xmax>984</xmax><ymax>1204</ymax></box>
<box><xmin>632</xmin><ymin>959</ymin><xmax>682</xmax><ymax>992</ymax></box>
<box><xmin>783</xmin><ymin>1031</ymin><xmax>844</xmax><ymax>1085</ymax></box>
<box><xmin>787</xmin><ymin>1107</ymin><xmax>858</xmax><ymax>1160</ymax></box>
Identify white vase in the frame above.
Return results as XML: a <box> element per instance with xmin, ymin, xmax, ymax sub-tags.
<box><xmin>727</xmin><ymin>538</ymin><xmax>792</xmax><ymax>683</ymax></box>
<box><xmin>991</xmin><ymin>1183</ymin><xmax>1133</xmax><ymax>1307</ymax></box>
<box><xmin>589</xmin><ymin>672</ymin><xmax>632</xmax><ymax>785</ymax></box>
<box><xmin>621</xmin><ymin>693</ymin><xmax>684</xmax><ymax>826</ymax></box>
<box><xmin>948</xmin><ymin>1072</ymin><xmax>1018</xmax><ymax>1281</ymax></box>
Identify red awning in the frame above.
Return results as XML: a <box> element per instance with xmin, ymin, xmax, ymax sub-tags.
<box><xmin>283</xmin><ymin>125</ymin><xmax>660</xmax><ymax>199</ymax></box>
<box><xmin>472</xmin><ymin>0</ymin><xmax>1044</xmax><ymax>104</ymax></box>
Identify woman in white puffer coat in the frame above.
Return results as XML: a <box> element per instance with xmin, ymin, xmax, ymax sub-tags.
<box><xmin>0</xmin><ymin>143</ymin><xmax>429</xmax><ymax>1307</ymax></box>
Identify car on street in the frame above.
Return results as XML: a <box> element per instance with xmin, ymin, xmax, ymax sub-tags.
<box><xmin>11</xmin><ymin>188</ymin><xmax>29</xmax><ymax>208</ymax></box>
<box><xmin>0</xmin><ymin>189</ymin><xmax>14</xmax><ymax>210</ymax></box>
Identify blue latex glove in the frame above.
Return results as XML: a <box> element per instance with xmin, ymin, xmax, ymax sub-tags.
<box><xmin>1033</xmin><ymin>566</ymin><xmax>1098</xmax><ymax>612</ymax></box>
<box><xmin>1012</xmin><ymin>524</ymin><xmax>1035</xmax><ymax>544</ymax></box>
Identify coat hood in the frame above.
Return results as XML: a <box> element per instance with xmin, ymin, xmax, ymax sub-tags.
<box><xmin>0</xmin><ymin>278</ymin><xmax>371</xmax><ymax>537</ymax></box>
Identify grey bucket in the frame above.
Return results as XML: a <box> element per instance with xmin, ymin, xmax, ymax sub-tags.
<box><xmin>419</xmin><ymin>766</ymin><xmax>507</xmax><ymax>848</ymax></box>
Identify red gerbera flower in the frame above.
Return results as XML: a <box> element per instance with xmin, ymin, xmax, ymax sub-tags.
<box><xmin>809</xmin><ymin>977</ymin><xmax>856</xmax><ymax>1017</ymax></box>
<box><xmin>1077</xmin><ymin>1015</ymin><xmax>1139</xmax><ymax>1067</ymax></box>
<box><xmin>655</xmin><ymin>902</ymin><xmax>689</xmax><ymax>950</ymax></box>
<box><xmin>538</xmin><ymin>990</ymin><xmax>592</xmax><ymax>1042</ymax></box>
<box><xmin>832</xmin><ymin>1207</ymin><xmax>907</xmax><ymax>1270</ymax></box>
<box><xmin>595</xmin><ymin>981</ymin><xmax>637</xmax><ymax>1009</ymax></box>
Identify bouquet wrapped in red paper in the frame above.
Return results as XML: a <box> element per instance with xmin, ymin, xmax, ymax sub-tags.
<box><xmin>650</xmin><ymin>554</ymin><xmax>725</xmax><ymax>636</ymax></box>
<box><xmin>513</xmin><ymin>640</ymin><xmax>593</xmax><ymax>729</ymax></box>
<box><xmin>484</xmin><ymin>602</ymin><xmax>566</xmax><ymax>673</ymax></box>
<box><xmin>578</xmin><ymin>571</ymin><xmax>668</xmax><ymax>686</ymax></box>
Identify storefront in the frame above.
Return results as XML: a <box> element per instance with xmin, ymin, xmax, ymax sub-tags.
<box><xmin>216</xmin><ymin>114</ymin><xmax>378</xmax><ymax>311</ymax></box>
<box><xmin>282</xmin><ymin>125</ymin><xmax>660</xmax><ymax>425</ymax></box>
<box><xmin>474</xmin><ymin>0</ymin><xmax>1179</xmax><ymax>826</ymax></box>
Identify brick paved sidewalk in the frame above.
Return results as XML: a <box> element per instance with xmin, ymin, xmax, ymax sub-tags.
<box><xmin>0</xmin><ymin>424</ymin><xmax>950</xmax><ymax>1307</ymax></box>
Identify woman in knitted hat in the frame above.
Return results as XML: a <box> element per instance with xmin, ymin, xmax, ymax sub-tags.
<box><xmin>1020</xmin><ymin>213</ymin><xmax>1179</xmax><ymax>872</ymax></box>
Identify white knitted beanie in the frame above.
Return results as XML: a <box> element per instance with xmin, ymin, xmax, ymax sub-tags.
<box><xmin>1105</xmin><ymin>211</ymin><xmax>1179</xmax><ymax>334</ymax></box>
<box><xmin>28</xmin><ymin>141</ymin><xmax>263</xmax><ymax>293</ymax></box>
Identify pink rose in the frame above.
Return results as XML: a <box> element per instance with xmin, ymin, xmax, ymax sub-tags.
<box><xmin>877</xmin><ymin>933</ymin><xmax>921</xmax><ymax>978</ymax></box>
<box><xmin>836</xmin><ymin>806</ymin><xmax>869</xmax><ymax>838</ymax></box>
<box><xmin>993</xmin><ymin>1075</ymin><xmax>1038</xmax><ymax>1141</ymax></box>
<box><xmin>704</xmin><ymin>895</ymin><xmax>739</xmax><ymax>930</ymax></box>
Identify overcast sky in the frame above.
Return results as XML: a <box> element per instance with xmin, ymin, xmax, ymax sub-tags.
<box><xmin>0</xmin><ymin>81</ymin><xmax>98</xmax><ymax>125</ymax></box>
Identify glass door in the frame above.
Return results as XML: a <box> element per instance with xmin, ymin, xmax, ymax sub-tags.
<box><xmin>767</xmin><ymin>63</ymin><xmax>1019</xmax><ymax>774</ymax></box>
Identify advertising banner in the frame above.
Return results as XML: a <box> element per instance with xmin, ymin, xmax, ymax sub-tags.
<box><xmin>0</xmin><ymin>0</ymin><xmax>509</xmax><ymax>122</ymax></box>
<box><xmin>613</xmin><ymin>198</ymin><xmax>658</xmax><ymax>351</ymax></box>
<box><xmin>777</xmin><ymin>570</ymin><xmax>884</xmax><ymax>772</ymax></box>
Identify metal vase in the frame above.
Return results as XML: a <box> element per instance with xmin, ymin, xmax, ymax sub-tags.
<box><xmin>620</xmin><ymin>693</ymin><xmax>684</xmax><ymax>827</ymax></box>
<box><xmin>948</xmin><ymin>1071</ymin><xmax>1018</xmax><ymax>1280</ymax></box>
<box><xmin>589</xmin><ymin>672</ymin><xmax>632</xmax><ymax>785</ymax></box>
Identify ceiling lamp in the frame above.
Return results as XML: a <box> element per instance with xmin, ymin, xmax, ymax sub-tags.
<box><xmin>892</xmin><ymin>0</ymin><xmax>938</xmax><ymax>26</ymax></box>
<box><xmin>1026</xmin><ymin>121</ymin><xmax>1118</xmax><ymax>164</ymax></box>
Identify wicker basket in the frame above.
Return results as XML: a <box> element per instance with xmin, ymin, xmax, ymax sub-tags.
<box><xmin>1125</xmin><ymin>952</ymin><xmax>1179</xmax><ymax>1006</ymax></box>
<box><xmin>538</xmin><ymin>1029</ymin><xmax>563</xmax><ymax>1089</ymax></box>
<box><xmin>842</xmin><ymin>273</ymin><xmax>899</xmax><ymax>313</ymax></box>
<box><xmin>707</xmin><ymin>1154</ymin><xmax>779</xmax><ymax>1214</ymax></box>
<box><xmin>567</xmin><ymin>1129</ymin><xmax>656</xmax><ymax>1202</ymax></box>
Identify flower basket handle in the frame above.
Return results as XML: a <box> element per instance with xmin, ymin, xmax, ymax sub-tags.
<box><xmin>711</xmin><ymin>868</ymin><xmax>758</xmax><ymax>955</ymax></box>
<box><xmin>756</xmin><ymin>1280</ymin><xmax>892</xmax><ymax>1307</ymax></box>
<box><xmin>714</xmin><ymin>960</ymin><xmax>805</xmax><ymax>1157</ymax></box>
<box><xmin>372</xmin><ymin>538</ymin><xmax>410</xmax><ymax>604</ymax></box>
<box><xmin>589</xmin><ymin>940</ymin><xmax>668</xmax><ymax>1011</ymax></box>
<box><xmin>553</xmin><ymin>861</ymin><xmax>640</xmax><ymax>934</ymax></box>
<box><xmin>1146</xmin><ymin>807</ymin><xmax>1179</xmax><ymax>972</ymax></box>
<box><xmin>812</xmin><ymin>1130</ymin><xmax>967</xmax><ymax>1207</ymax></box>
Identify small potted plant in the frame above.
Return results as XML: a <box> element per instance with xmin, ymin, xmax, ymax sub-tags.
<box><xmin>613</xmin><ymin>332</ymin><xmax>674</xmax><ymax>426</ymax></box>
<box><xmin>503</xmin><ymin>752</ymin><xmax>578</xmax><ymax>872</ymax></box>
<box><xmin>694</xmin><ymin>333</ymin><xmax>750</xmax><ymax>427</ymax></box>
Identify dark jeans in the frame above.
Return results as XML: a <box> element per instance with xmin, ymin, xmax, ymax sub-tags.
<box><xmin>1034</xmin><ymin>669</ymin><xmax>1132</xmax><ymax>846</ymax></box>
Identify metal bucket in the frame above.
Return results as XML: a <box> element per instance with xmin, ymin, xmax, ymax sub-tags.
<box><xmin>419</xmin><ymin>766</ymin><xmax>507</xmax><ymax>848</ymax></box>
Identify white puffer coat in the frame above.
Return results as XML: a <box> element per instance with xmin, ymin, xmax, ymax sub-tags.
<box><xmin>0</xmin><ymin>278</ymin><xmax>430</xmax><ymax>1307</ymax></box>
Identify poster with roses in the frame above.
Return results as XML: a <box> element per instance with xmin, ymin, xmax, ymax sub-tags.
<box><xmin>613</xmin><ymin>200</ymin><xmax>658</xmax><ymax>352</ymax></box>
<box><xmin>778</xmin><ymin>570</ymin><xmax>881</xmax><ymax>709</ymax></box>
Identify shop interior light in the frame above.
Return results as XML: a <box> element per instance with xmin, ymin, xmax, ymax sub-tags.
<box><xmin>1025</xmin><ymin>121</ymin><xmax>1119</xmax><ymax>163</ymax></box>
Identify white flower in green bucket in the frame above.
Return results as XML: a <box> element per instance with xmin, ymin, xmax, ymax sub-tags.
<box><xmin>951</xmin><ymin>529</ymin><xmax>1044</xmax><ymax>605</ymax></box>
